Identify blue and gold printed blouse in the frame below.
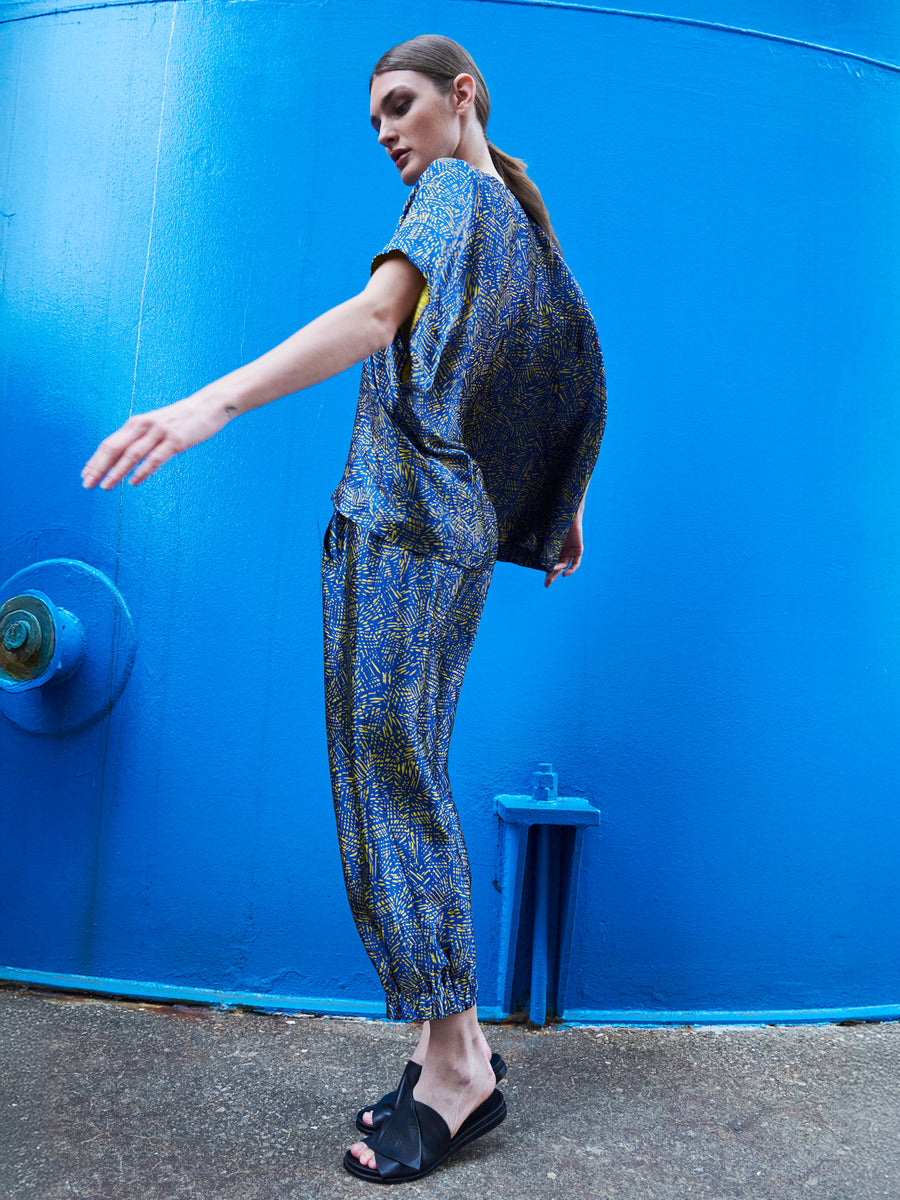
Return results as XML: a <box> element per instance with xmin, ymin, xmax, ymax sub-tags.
<box><xmin>332</xmin><ymin>158</ymin><xmax>606</xmax><ymax>572</ymax></box>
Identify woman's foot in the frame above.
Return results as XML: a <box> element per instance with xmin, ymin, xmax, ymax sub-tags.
<box><xmin>349</xmin><ymin>1007</ymin><xmax>497</xmax><ymax>1169</ymax></box>
<box><xmin>343</xmin><ymin>1060</ymin><xmax>507</xmax><ymax>1183</ymax></box>
<box><xmin>356</xmin><ymin>1014</ymin><xmax>496</xmax><ymax>1131</ymax></box>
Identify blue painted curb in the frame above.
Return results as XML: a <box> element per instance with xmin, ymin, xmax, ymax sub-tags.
<box><xmin>562</xmin><ymin>1006</ymin><xmax>900</xmax><ymax>1026</ymax></box>
<box><xmin>0</xmin><ymin>968</ymin><xmax>387</xmax><ymax>1018</ymax></box>
<box><xmin>4</xmin><ymin>969</ymin><xmax>899</xmax><ymax>1027</ymax></box>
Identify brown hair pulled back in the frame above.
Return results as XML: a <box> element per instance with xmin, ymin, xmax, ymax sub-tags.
<box><xmin>370</xmin><ymin>34</ymin><xmax>559</xmax><ymax>249</ymax></box>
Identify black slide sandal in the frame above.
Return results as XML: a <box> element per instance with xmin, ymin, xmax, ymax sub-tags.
<box><xmin>344</xmin><ymin>1061</ymin><xmax>507</xmax><ymax>1184</ymax></box>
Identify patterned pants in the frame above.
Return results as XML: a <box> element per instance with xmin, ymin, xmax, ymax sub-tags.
<box><xmin>322</xmin><ymin>513</ymin><xmax>495</xmax><ymax>1021</ymax></box>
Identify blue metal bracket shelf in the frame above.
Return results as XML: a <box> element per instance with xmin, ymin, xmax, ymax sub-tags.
<box><xmin>495</xmin><ymin>764</ymin><xmax>600</xmax><ymax>1025</ymax></box>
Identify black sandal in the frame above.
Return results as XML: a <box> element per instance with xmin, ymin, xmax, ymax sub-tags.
<box><xmin>355</xmin><ymin>1050</ymin><xmax>507</xmax><ymax>1134</ymax></box>
<box><xmin>343</xmin><ymin>1061</ymin><xmax>507</xmax><ymax>1184</ymax></box>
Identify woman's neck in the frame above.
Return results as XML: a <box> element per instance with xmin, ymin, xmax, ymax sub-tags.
<box><xmin>453</xmin><ymin>120</ymin><xmax>502</xmax><ymax>181</ymax></box>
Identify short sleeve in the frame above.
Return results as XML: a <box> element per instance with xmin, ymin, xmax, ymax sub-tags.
<box><xmin>372</xmin><ymin>160</ymin><xmax>496</xmax><ymax>396</ymax></box>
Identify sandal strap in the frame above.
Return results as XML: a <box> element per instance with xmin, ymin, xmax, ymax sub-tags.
<box><xmin>365</xmin><ymin>1061</ymin><xmax>451</xmax><ymax>1178</ymax></box>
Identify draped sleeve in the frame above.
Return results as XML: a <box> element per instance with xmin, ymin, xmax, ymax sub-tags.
<box><xmin>332</xmin><ymin>158</ymin><xmax>605</xmax><ymax>573</ymax></box>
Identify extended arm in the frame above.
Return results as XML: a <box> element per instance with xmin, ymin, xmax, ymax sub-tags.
<box><xmin>81</xmin><ymin>252</ymin><xmax>424</xmax><ymax>490</ymax></box>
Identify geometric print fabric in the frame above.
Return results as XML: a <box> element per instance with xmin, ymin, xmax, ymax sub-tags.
<box><xmin>322</xmin><ymin>513</ymin><xmax>495</xmax><ymax>1020</ymax></box>
<box><xmin>333</xmin><ymin>157</ymin><xmax>605</xmax><ymax>574</ymax></box>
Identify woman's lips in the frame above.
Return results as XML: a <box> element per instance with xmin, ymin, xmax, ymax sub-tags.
<box><xmin>393</xmin><ymin>149</ymin><xmax>411</xmax><ymax>171</ymax></box>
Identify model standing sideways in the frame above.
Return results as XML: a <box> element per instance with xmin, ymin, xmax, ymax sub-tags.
<box><xmin>82</xmin><ymin>34</ymin><xmax>605</xmax><ymax>1184</ymax></box>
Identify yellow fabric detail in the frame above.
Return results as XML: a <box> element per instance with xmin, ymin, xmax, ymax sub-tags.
<box><xmin>401</xmin><ymin>284</ymin><xmax>430</xmax><ymax>384</ymax></box>
<box><xmin>411</xmin><ymin>282</ymin><xmax>430</xmax><ymax>329</ymax></box>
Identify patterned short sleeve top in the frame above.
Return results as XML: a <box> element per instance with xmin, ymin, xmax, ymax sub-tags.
<box><xmin>332</xmin><ymin>158</ymin><xmax>606</xmax><ymax>572</ymax></box>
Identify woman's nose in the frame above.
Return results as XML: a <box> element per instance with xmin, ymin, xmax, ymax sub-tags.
<box><xmin>377</xmin><ymin>123</ymin><xmax>395</xmax><ymax>148</ymax></box>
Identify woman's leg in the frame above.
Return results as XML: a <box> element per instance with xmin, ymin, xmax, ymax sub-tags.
<box><xmin>323</xmin><ymin>517</ymin><xmax>504</xmax><ymax>1171</ymax></box>
<box><xmin>322</xmin><ymin>514</ymin><xmax>495</xmax><ymax>1022</ymax></box>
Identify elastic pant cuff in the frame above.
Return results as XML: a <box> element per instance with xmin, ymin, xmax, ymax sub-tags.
<box><xmin>384</xmin><ymin>979</ymin><xmax>478</xmax><ymax>1023</ymax></box>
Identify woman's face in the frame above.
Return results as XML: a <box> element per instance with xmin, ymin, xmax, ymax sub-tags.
<box><xmin>369</xmin><ymin>70</ymin><xmax>463</xmax><ymax>186</ymax></box>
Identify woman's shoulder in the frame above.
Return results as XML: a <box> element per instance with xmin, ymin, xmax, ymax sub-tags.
<box><xmin>410</xmin><ymin>157</ymin><xmax>510</xmax><ymax>202</ymax></box>
<box><xmin>421</xmin><ymin>156</ymin><xmax>479</xmax><ymax>180</ymax></box>
<box><xmin>409</xmin><ymin>157</ymin><xmax>478</xmax><ymax>198</ymax></box>
<box><xmin>398</xmin><ymin>159</ymin><xmax>493</xmax><ymax>233</ymax></box>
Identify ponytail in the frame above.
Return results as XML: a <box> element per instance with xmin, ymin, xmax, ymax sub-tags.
<box><xmin>371</xmin><ymin>35</ymin><xmax>560</xmax><ymax>250</ymax></box>
<box><xmin>487</xmin><ymin>141</ymin><xmax>559</xmax><ymax>250</ymax></box>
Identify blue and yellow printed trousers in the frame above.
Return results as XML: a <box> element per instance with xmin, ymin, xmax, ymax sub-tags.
<box><xmin>322</xmin><ymin>513</ymin><xmax>495</xmax><ymax>1021</ymax></box>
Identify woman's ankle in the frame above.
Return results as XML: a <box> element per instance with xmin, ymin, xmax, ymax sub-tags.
<box><xmin>410</xmin><ymin>1020</ymin><xmax>430</xmax><ymax>1064</ymax></box>
<box><xmin>423</xmin><ymin>1009</ymin><xmax>492</xmax><ymax>1071</ymax></box>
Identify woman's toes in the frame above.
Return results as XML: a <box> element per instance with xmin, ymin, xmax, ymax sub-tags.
<box><xmin>349</xmin><ymin>1140</ymin><xmax>373</xmax><ymax>1166</ymax></box>
<box><xmin>361</xmin><ymin>1109</ymin><xmax>374</xmax><ymax>1126</ymax></box>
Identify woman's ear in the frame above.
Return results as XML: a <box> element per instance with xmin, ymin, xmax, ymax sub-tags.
<box><xmin>451</xmin><ymin>73</ymin><xmax>477</xmax><ymax>115</ymax></box>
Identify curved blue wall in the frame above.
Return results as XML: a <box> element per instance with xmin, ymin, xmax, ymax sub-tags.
<box><xmin>2</xmin><ymin>1</ymin><xmax>899</xmax><ymax>1022</ymax></box>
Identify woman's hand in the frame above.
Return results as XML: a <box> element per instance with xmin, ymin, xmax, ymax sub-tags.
<box><xmin>81</xmin><ymin>391</ymin><xmax>234</xmax><ymax>490</ymax></box>
<box><xmin>544</xmin><ymin>495</ymin><xmax>586</xmax><ymax>587</ymax></box>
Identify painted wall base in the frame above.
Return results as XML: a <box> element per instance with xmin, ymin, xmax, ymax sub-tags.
<box><xmin>4</xmin><ymin>968</ymin><xmax>898</xmax><ymax>1028</ymax></box>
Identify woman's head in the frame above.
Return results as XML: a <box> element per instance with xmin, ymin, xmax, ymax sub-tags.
<box><xmin>369</xmin><ymin>36</ymin><xmax>490</xmax><ymax>188</ymax></box>
<box><xmin>370</xmin><ymin>34</ymin><xmax>492</xmax><ymax>132</ymax></box>
<box><xmin>369</xmin><ymin>35</ymin><xmax>559</xmax><ymax>248</ymax></box>
<box><xmin>369</xmin><ymin>67</ymin><xmax>483</xmax><ymax>187</ymax></box>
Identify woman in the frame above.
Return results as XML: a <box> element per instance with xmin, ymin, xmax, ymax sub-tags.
<box><xmin>83</xmin><ymin>34</ymin><xmax>605</xmax><ymax>1183</ymax></box>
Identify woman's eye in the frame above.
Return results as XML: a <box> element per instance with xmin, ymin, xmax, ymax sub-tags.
<box><xmin>395</xmin><ymin>101</ymin><xmax>410</xmax><ymax>117</ymax></box>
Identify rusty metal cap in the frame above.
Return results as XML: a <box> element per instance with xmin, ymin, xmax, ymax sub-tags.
<box><xmin>0</xmin><ymin>593</ymin><xmax>56</xmax><ymax>684</ymax></box>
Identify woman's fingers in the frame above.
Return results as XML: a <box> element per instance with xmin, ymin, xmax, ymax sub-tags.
<box><xmin>81</xmin><ymin>397</ymin><xmax>227</xmax><ymax>490</ymax></box>
<box><xmin>544</xmin><ymin>557</ymin><xmax>571</xmax><ymax>587</ymax></box>
<box><xmin>82</xmin><ymin>419</ymin><xmax>167</xmax><ymax>490</ymax></box>
<box><xmin>97</xmin><ymin>428</ymin><xmax>166</xmax><ymax>489</ymax></box>
<box><xmin>543</xmin><ymin>546</ymin><xmax>583</xmax><ymax>587</ymax></box>
<box><xmin>105</xmin><ymin>428</ymin><xmax>174</xmax><ymax>488</ymax></box>
<box><xmin>81</xmin><ymin>415</ymin><xmax>152</xmax><ymax>486</ymax></box>
<box><xmin>126</xmin><ymin>438</ymin><xmax>180</xmax><ymax>486</ymax></box>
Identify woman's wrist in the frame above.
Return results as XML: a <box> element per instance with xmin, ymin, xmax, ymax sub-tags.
<box><xmin>191</xmin><ymin>375</ymin><xmax>253</xmax><ymax>422</ymax></box>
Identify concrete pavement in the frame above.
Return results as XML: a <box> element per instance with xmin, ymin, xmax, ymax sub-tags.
<box><xmin>1</xmin><ymin>985</ymin><xmax>899</xmax><ymax>1199</ymax></box>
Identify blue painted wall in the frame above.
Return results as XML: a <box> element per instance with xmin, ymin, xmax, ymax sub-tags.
<box><xmin>2</xmin><ymin>1</ymin><xmax>899</xmax><ymax>1021</ymax></box>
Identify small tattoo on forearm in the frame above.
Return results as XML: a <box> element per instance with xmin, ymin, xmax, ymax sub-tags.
<box><xmin>224</xmin><ymin>405</ymin><xmax>237</xmax><ymax>418</ymax></box>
